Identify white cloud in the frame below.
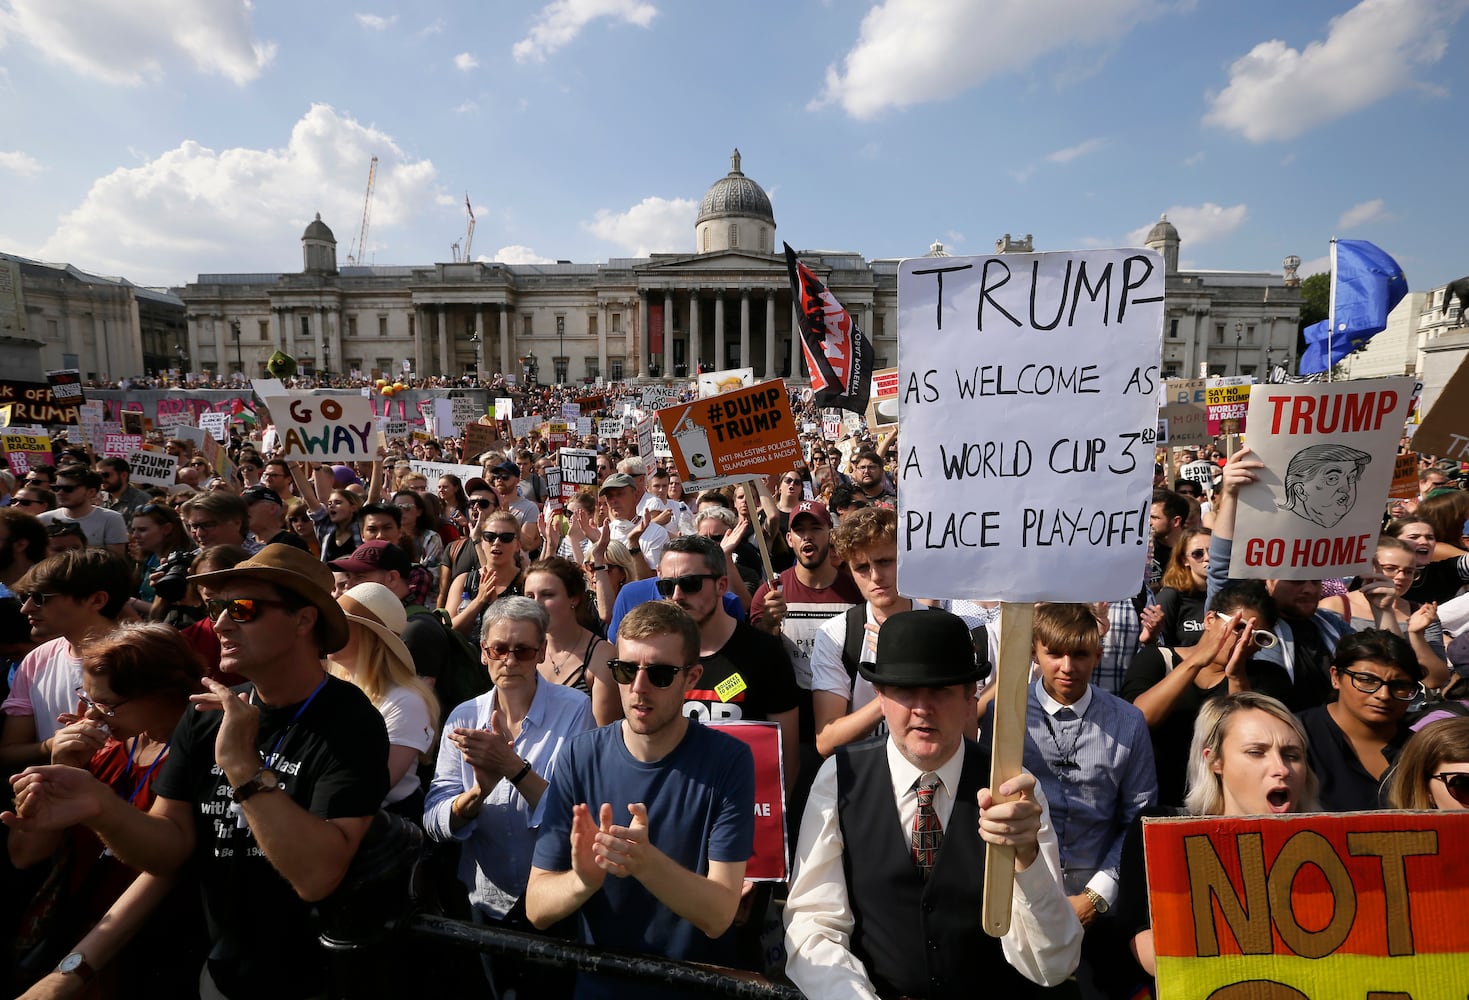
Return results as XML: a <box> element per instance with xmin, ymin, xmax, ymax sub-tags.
<box><xmin>417</xmin><ymin>18</ymin><xmax>445</xmax><ymax>36</ymax></box>
<box><xmin>1280</xmin><ymin>153</ymin><xmax>1296</xmax><ymax>166</ymax></box>
<box><xmin>1182</xmin><ymin>151</ymin><xmax>1205</xmax><ymax>167</ymax></box>
<box><xmin>0</xmin><ymin>0</ymin><xmax>275</xmax><ymax>86</ymax></box>
<box><xmin>454</xmin><ymin>100</ymin><xmax>479</xmax><ymax>114</ymax></box>
<box><xmin>811</xmin><ymin>0</ymin><xmax>1165</xmax><ymax>119</ymax></box>
<box><xmin>1337</xmin><ymin>198</ymin><xmax>1390</xmax><ymax>229</ymax></box>
<box><xmin>491</xmin><ymin>245</ymin><xmax>557</xmax><ymax>265</ymax></box>
<box><xmin>32</xmin><ymin>104</ymin><xmax>439</xmax><ymax>284</ymax></box>
<box><xmin>453</xmin><ymin>52</ymin><xmax>479</xmax><ymax>71</ymax></box>
<box><xmin>1297</xmin><ymin>254</ymin><xmax>1332</xmax><ymax>277</ymax></box>
<box><xmin>1204</xmin><ymin>0</ymin><xmax>1465</xmax><ymax>142</ymax></box>
<box><xmin>0</xmin><ymin>151</ymin><xmax>43</xmax><ymax>178</ymax></box>
<box><xmin>514</xmin><ymin>0</ymin><xmax>658</xmax><ymax>63</ymax></box>
<box><xmin>1045</xmin><ymin>138</ymin><xmax>1105</xmax><ymax>164</ymax></box>
<box><xmin>1009</xmin><ymin>166</ymin><xmax>1036</xmax><ymax>184</ymax></box>
<box><xmin>583</xmin><ymin>196</ymin><xmax>695</xmax><ymax>256</ymax></box>
<box><xmin>1127</xmin><ymin>203</ymin><xmax>1248</xmax><ymax>246</ymax></box>
<box><xmin>355</xmin><ymin>13</ymin><xmax>397</xmax><ymax>30</ymax></box>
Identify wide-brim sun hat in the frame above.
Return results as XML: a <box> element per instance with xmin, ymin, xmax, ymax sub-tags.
<box><xmin>337</xmin><ymin>582</ymin><xmax>415</xmax><ymax>673</ymax></box>
<box><xmin>191</xmin><ymin>543</ymin><xmax>350</xmax><ymax>653</ymax></box>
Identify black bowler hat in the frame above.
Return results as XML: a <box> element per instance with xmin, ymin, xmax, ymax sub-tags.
<box><xmin>859</xmin><ymin>609</ymin><xmax>984</xmax><ymax>688</ymax></box>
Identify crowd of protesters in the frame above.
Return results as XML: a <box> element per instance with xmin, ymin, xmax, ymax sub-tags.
<box><xmin>0</xmin><ymin>371</ymin><xmax>1467</xmax><ymax>1000</ymax></box>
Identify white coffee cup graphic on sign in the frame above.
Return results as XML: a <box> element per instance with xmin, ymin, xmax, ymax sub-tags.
<box><xmin>672</xmin><ymin>409</ymin><xmax>718</xmax><ymax>480</ymax></box>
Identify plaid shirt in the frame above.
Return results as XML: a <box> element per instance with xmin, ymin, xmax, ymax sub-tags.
<box><xmin>1097</xmin><ymin>593</ymin><xmax>1155</xmax><ymax>696</ymax></box>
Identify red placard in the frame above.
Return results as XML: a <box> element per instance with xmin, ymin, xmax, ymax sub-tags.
<box><xmin>707</xmin><ymin>721</ymin><xmax>787</xmax><ymax>881</ymax></box>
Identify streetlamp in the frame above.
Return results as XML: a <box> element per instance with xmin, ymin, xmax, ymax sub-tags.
<box><xmin>174</xmin><ymin>343</ymin><xmax>189</xmax><ymax>375</ymax></box>
<box><xmin>556</xmin><ymin>316</ymin><xmax>565</xmax><ymax>386</ymax></box>
<box><xmin>231</xmin><ymin>321</ymin><xmax>243</xmax><ymax>374</ymax></box>
<box><xmin>1233</xmin><ymin>321</ymin><xmax>1243</xmax><ymax>375</ymax></box>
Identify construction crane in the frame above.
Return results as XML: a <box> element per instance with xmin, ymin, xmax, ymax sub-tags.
<box><xmin>453</xmin><ymin>193</ymin><xmax>476</xmax><ymax>262</ymax></box>
<box><xmin>346</xmin><ymin>156</ymin><xmax>378</xmax><ymax>265</ymax></box>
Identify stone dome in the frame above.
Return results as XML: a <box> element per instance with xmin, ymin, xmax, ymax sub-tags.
<box><xmin>1145</xmin><ymin>213</ymin><xmax>1179</xmax><ymax>245</ymax></box>
<box><xmin>302</xmin><ymin>212</ymin><xmax>336</xmax><ymax>244</ymax></box>
<box><xmin>696</xmin><ymin>150</ymin><xmax>774</xmax><ymax>226</ymax></box>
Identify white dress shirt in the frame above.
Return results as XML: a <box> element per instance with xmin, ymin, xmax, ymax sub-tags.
<box><xmin>784</xmin><ymin>739</ymin><xmax>1083</xmax><ymax>998</ymax></box>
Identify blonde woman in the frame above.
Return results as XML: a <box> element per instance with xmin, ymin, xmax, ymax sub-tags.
<box><xmin>329</xmin><ymin>583</ymin><xmax>439</xmax><ymax>817</ymax></box>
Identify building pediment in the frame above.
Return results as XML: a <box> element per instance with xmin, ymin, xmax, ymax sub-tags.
<box><xmin>637</xmin><ymin>250</ymin><xmax>784</xmax><ymax>274</ymax></box>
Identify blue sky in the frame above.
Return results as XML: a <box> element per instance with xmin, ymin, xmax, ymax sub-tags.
<box><xmin>0</xmin><ymin>0</ymin><xmax>1464</xmax><ymax>290</ymax></box>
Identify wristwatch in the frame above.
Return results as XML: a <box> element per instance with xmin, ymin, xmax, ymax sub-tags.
<box><xmin>56</xmin><ymin>952</ymin><xmax>95</xmax><ymax>982</ymax></box>
<box><xmin>231</xmin><ymin>767</ymin><xmax>281</xmax><ymax>804</ymax></box>
<box><xmin>1083</xmin><ymin>887</ymin><xmax>1109</xmax><ymax>914</ymax></box>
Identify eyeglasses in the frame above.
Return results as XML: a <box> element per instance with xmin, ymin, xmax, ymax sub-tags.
<box><xmin>289</xmin><ymin>513</ymin><xmax>311</xmax><ymax>523</ymax></box>
<box><xmin>482</xmin><ymin>531</ymin><xmax>518</xmax><ymax>544</ymax></box>
<box><xmin>53</xmin><ymin>483</ymin><xmax>82</xmax><ymax>493</ymax></box>
<box><xmin>607</xmin><ymin>659</ymin><xmax>686</xmax><ymax>687</ymax></box>
<box><xmin>17</xmin><ymin>591</ymin><xmax>59</xmax><ymax>607</ymax></box>
<box><xmin>1337</xmin><ymin>666</ymin><xmax>1421</xmax><ymax>702</ymax></box>
<box><xmin>489</xmin><ymin>474</ymin><xmax>510</xmax><ymax>482</ymax></box>
<box><xmin>467</xmin><ymin>498</ymin><xmax>495</xmax><ymax>509</ymax></box>
<box><xmin>1373</xmin><ymin>562</ymin><xmax>1418</xmax><ymax>580</ymax></box>
<box><xmin>205</xmin><ymin>597</ymin><xmax>292</xmax><ymax>624</ymax></box>
<box><xmin>1188</xmin><ymin>549</ymin><xmax>1209</xmax><ymax>560</ymax></box>
<box><xmin>187</xmin><ymin>520</ymin><xmax>220</xmax><ymax>533</ymax></box>
<box><xmin>654</xmin><ymin>573</ymin><xmax>720</xmax><ymax>597</ymax></box>
<box><xmin>483</xmin><ymin>641</ymin><xmax>541</xmax><ymax>662</ymax></box>
<box><xmin>1431</xmin><ymin>772</ymin><xmax>1469</xmax><ymax>806</ymax></box>
<box><xmin>24</xmin><ymin>479</ymin><xmax>48</xmax><ymax>487</ymax></box>
<box><xmin>13</xmin><ymin>497</ymin><xmax>44</xmax><ymax>508</ymax></box>
<box><xmin>74</xmin><ymin>685</ymin><xmax>127</xmax><ymax>718</ymax></box>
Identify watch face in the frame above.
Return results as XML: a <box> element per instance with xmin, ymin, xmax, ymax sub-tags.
<box><xmin>59</xmin><ymin>954</ymin><xmax>84</xmax><ymax>973</ymax></box>
<box><xmin>259</xmin><ymin>769</ymin><xmax>280</xmax><ymax>790</ymax></box>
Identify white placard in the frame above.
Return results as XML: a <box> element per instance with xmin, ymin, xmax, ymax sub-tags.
<box><xmin>561</xmin><ymin>402</ymin><xmax>581</xmax><ymax>420</ymax></box>
<box><xmin>128</xmin><ymin>450</ymin><xmax>178</xmax><ymax>488</ymax></box>
<box><xmin>598</xmin><ymin>418</ymin><xmax>625</xmax><ymax>438</ymax></box>
<box><xmin>509</xmin><ymin>415</ymin><xmax>538</xmax><ymax>438</ymax></box>
<box><xmin>897</xmin><ymin>248</ymin><xmax>1165</xmax><ymax>602</ymax></box>
<box><xmin>199</xmin><ymin>412</ymin><xmax>230</xmax><ymax>442</ymax></box>
<box><xmin>636</xmin><ymin>414</ymin><xmax>672</xmax><ymax>460</ymax></box>
<box><xmin>409</xmin><ymin>460</ymin><xmax>483</xmax><ymax>483</ymax></box>
<box><xmin>698</xmin><ymin>367</ymin><xmax>755</xmax><ymax>398</ymax></box>
<box><xmin>384</xmin><ymin>420</ymin><xmax>410</xmax><ymax>439</ymax></box>
<box><xmin>451</xmin><ymin>396</ymin><xmax>480</xmax><ymax>428</ymax></box>
<box><xmin>1228</xmin><ymin>377</ymin><xmax>1416</xmax><ymax>580</ymax></box>
<box><xmin>576</xmin><ymin>416</ymin><xmax>592</xmax><ymax>437</ymax></box>
<box><xmin>640</xmin><ymin>386</ymin><xmax>680</xmax><ymax>410</ymax></box>
<box><xmin>494</xmin><ymin>397</ymin><xmax>514</xmax><ymax>420</ymax></box>
<box><xmin>260</xmin><ymin>392</ymin><xmax>378</xmax><ymax>461</ymax></box>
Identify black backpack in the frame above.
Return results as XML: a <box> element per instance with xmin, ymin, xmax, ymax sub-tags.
<box><xmin>405</xmin><ymin>604</ymin><xmax>489</xmax><ymax>713</ymax></box>
<box><xmin>838</xmin><ymin>605</ymin><xmax>992</xmax><ymax>683</ymax></box>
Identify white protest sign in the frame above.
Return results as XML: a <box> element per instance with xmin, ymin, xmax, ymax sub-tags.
<box><xmin>409</xmin><ymin>460</ymin><xmax>482</xmax><ymax>483</ymax></box>
<box><xmin>561</xmin><ymin>402</ymin><xmax>581</xmax><ymax>420</ymax></box>
<box><xmin>451</xmin><ymin>396</ymin><xmax>480</xmax><ymax>428</ymax></box>
<box><xmin>384</xmin><ymin>420</ymin><xmax>410</xmax><ymax>439</ymax></box>
<box><xmin>199</xmin><ymin>412</ymin><xmax>230</xmax><ymax>442</ymax></box>
<box><xmin>509</xmin><ymin>415</ymin><xmax>538</xmax><ymax>438</ymax></box>
<box><xmin>576</xmin><ymin>416</ymin><xmax>592</xmax><ymax>437</ymax></box>
<box><xmin>557</xmin><ymin>448</ymin><xmax>598</xmax><ymax>500</ymax></box>
<box><xmin>640</xmin><ymin>386</ymin><xmax>680</xmax><ymax>410</ymax></box>
<box><xmin>897</xmin><ymin>248</ymin><xmax>1165</xmax><ymax>602</ymax></box>
<box><xmin>599</xmin><ymin>418</ymin><xmax>625</xmax><ymax>438</ymax></box>
<box><xmin>251</xmin><ymin>378</ymin><xmax>286</xmax><ymax>398</ymax></box>
<box><xmin>172</xmin><ymin>425</ymin><xmax>208</xmax><ymax>449</ymax></box>
<box><xmin>433</xmin><ymin>398</ymin><xmax>456</xmax><ymax>438</ymax></box>
<box><xmin>261</xmin><ymin>393</ymin><xmax>377</xmax><ymax>461</ymax></box>
<box><xmin>636</xmin><ymin>415</ymin><xmax>672</xmax><ymax>460</ymax></box>
<box><xmin>698</xmin><ymin>367</ymin><xmax>755</xmax><ymax>398</ymax></box>
<box><xmin>494</xmin><ymin>397</ymin><xmax>514</xmax><ymax>420</ymax></box>
<box><xmin>128</xmin><ymin>450</ymin><xmax>178</xmax><ymax>488</ymax></box>
<box><xmin>1228</xmin><ymin>377</ymin><xmax>1415</xmax><ymax>580</ymax></box>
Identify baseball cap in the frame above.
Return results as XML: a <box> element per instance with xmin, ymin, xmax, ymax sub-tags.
<box><xmin>241</xmin><ymin>485</ymin><xmax>283</xmax><ymax>506</ymax></box>
<box><xmin>465</xmin><ymin>477</ymin><xmax>492</xmax><ymax>495</ymax></box>
<box><xmin>599</xmin><ymin>473</ymin><xmax>635</xmax><ymax>493</ymax></box>
<box><xmin>327</xmin><ymin>540</ymin><xmax>413</xmax><ymax>577</ymax></box>
<box><xmin>790</xmin><ymin>499</ymin><xmax>833</xmax><ymax>528</ymax></box>
<box><xmin>490</xmin><ymin>461</ymin><xmax>520</xmax><ymax>479</ymax></box>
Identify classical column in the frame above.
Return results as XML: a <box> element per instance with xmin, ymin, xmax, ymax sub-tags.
<box><xmin>789</xmin><ymin>302</ymin><xmax>802</xmax><ymax>378</ymax></box>
<box><xmin>764</xmin><ymin>292</ymin><xmax>776</xmax><ymax>378</ymax></box>
<box><xmin>598</xmin><ymin>300</ymin><xmax>609</xmax><ymax>379</ymax></box>
<box><xmin>271</xmin><ymin>308</ymin><xmax>284</xmax><ymax>353</ymax></box>
<box><xmin>739</xmin><ymin>290</ymin><xmax>751</xmax><ymax>368</ymax></box>
<box><xmin>413</xmin><ymin>307</ymin><xmax>426</xmax><ymax>373</ymax></box>
<box><xmin>637</xmin><ymin>290</ymin><xmax>649</xmax><ymax>378</ymax></box>
<box><xmin>437</xmin><ymin>305</ymin><xmax>451</xmax><ymax>377</ymax></box>
<box><xmin>663</xmin><ymin>289</ymin><xmax>674</xmax><ymax>377</ymax></box>
<box><xmin>212</xmin><ymin>316</ymin><xmax>227</xmax><ymax>374</ymax></box>
<box><xmin>311</xmin><ymin>309</ymin><xmax>325</xmax><ymax>373</ymax></box>
<box><xmin>688</xmin><ymin>290</ymin><xmax>700</xmax><ymax>373</ymax></box>
<box><xmin>329</xmin><ymin>309</ymin><xmax>344</xmax><ymax>377</ymax></box>
<box><xmin>714</xmin><ymin>292</ymin><xmax>726</xmax><ymax>371</ymax></box>
<box><xmin>475</xmin><ymin>305</ymin><xmax>486</xmax><ymax>378</ymax></box>
<box><xmin>498</xmin><ymin>304</ymin><xmax>510</xmax><ymax>376</ymax></box>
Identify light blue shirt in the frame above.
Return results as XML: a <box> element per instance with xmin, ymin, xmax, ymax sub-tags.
<box><xmin>423</xmin><ymin>678</ymin><xmax>594</xmax><ymax>917</ymax></box>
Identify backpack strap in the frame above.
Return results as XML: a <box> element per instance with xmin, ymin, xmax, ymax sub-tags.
<box><xmin>840</xmin><ymin>604</ymin><xmax>868</xmax><ymax>684</ymax></box>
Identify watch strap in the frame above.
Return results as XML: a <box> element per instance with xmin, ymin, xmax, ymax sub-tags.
<box><xmin>231</xmin><ymin>768</ymin><xmax>279</xmax><ymax>804</ymax></box>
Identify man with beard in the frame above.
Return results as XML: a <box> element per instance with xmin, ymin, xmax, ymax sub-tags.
<box><xmin>527</xmin><ymin>600</ymin><xmax>754</xmax><ymax>999</ymax></box>
<box><xmin>751</xmin><ymin>501</ymin><xmax>861</xmax><ymax>818</ymax></box>
<box><xmin>849</xmin><ymin>449</ymin><xmax>897</xmax><ymax>507</ymax></box>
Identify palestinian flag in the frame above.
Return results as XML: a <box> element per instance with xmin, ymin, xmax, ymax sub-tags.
<box><xmin>231</xmin><ymin>397</ymin><xmax>257</xmax><ymax>426</ymax></box>
<box><xmin>784</xmin><ymin>242</ymin><xmax>873</xmax><ymax>413</ymax></box>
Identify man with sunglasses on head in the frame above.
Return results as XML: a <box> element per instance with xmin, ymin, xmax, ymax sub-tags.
<box><xmin>3</xmin><ymin>545</ymin><xmax>388</xmax><ymax>999</ymax></box>
<box><xmin>0</xmin><ymin>549</ymin><xmax>132</xmax><ymax>774</ymax></box>
<box><xmin>36</xmin><ymin>466</ymin><xmax>128</xmax><ymax>558</ymax></box>
<box><xmin>527</xmin><ymin>600</ymin><xmax>755</xmax><ymax>998</ymax></box>
<box><xmin>489</xmin><ymin>461</ymin><xmax>543</xmax><ymax>554</ymax></box>
<box><xmin>24</xmin><ymin>465</ymin><xmax>56</xmax><ymax>491</ymax></box>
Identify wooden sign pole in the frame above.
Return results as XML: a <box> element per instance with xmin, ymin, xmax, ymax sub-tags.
<box><xmin>982</xmin><ymin>600</ymin><xmax>1034</xmax><ymax>937</ymax></box>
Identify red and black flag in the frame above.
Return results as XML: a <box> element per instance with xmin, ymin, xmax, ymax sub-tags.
<box><xmin>784</xmin><ymin>242</ymin><xmax>873</xmax><ymax>413</ymax></box>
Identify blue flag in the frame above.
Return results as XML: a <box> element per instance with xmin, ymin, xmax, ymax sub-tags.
<box><xmin>1299</xmin><ymin>239</ymin><xmax>1407</xmax><ymax>374</ymax></box>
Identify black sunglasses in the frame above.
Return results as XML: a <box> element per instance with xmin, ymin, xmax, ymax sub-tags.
<box><xmin>482</xmin><ymin>531</ymin><xmax>517</xmax><ymax>544</ymax></box>
<box><xmin>482</xmin><ymin>641</ymin><xmax>541</xmax><ymax>663</ymax></box>
<box><xmin>53</xmin><ymin>483</ymin><xmax>83</xmax><ymax>493</ymax></box>
<box><xmin>654</xmin><ymin>573</ymin><xmax>719</xmax><ymax>597</ymax></box>
<box><xmin>13</xmin><ymin>497</ymin><xmax>44</xmax><ymax>508</ymax></box>
<box><xmin>17</xmin><ymin>591</ymin><xmax>59</xmax><ymax>607</ymax></box>
<box><xmin>1432</xmin><ymin>772</ymin><xmax>1469</xmax><ymax>806</ymax></box>
<box><xmin>607</xmin><ymin>658</ymin><xmax>686</xmax><ymax>688</ymax></box>
<box><xmin>205</xmin><ymin>597</ymin><xmax>292</xmax><ymax>623</ymax></box>
<box><xmin>1338</xmin><ymin>666</ymin><xmax>1420</xmax><ymax>702</ymax></box>
<box><xmin>467</xmin><ymin>498</ymin><xmax>496</xmax><ymax>509</ymax></box>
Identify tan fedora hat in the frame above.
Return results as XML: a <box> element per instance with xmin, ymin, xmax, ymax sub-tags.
<box><xmin>337</xmin><ymin>583</ymin><xmax>415</xmax><ymax>674</ymax></box>
<box><xmin>191</xmin><ymin>543</ymin><xmax>349</xmax><ymax>652</ymax></box>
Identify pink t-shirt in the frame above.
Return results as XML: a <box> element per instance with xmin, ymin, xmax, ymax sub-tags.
<box><xmin>1</xmin><ymin>636</ymin><xmax>83</xmax><ymax>741</ymax></box>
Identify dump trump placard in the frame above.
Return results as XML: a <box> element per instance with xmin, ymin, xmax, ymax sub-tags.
<box><xmin>656</xmin><ymin>380</ymin><xmax>800</xmax><ymax>491</ymax></box>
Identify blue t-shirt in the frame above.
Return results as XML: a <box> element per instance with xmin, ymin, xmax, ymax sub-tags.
<box><xmin>608</xmin><ymin>577</ymin><xmax>744</xmax><ymax>643</ymax></box>
<box><xmin>532</xmin><ymin>721</ymin><xmax>755</xmax><ymax>999</ymax></box>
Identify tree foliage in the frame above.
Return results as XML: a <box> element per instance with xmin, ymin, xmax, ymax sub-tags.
<box><xmin>1299</xmin><ymin>272</ymin><xmax>1329</xmax><ymax>328</ymax></box>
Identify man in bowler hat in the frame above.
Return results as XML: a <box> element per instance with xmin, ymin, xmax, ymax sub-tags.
<box><xmin>784</xmin><ymin>609</ymin><xmax>1082</xmax><ymax>999</ymax></box>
